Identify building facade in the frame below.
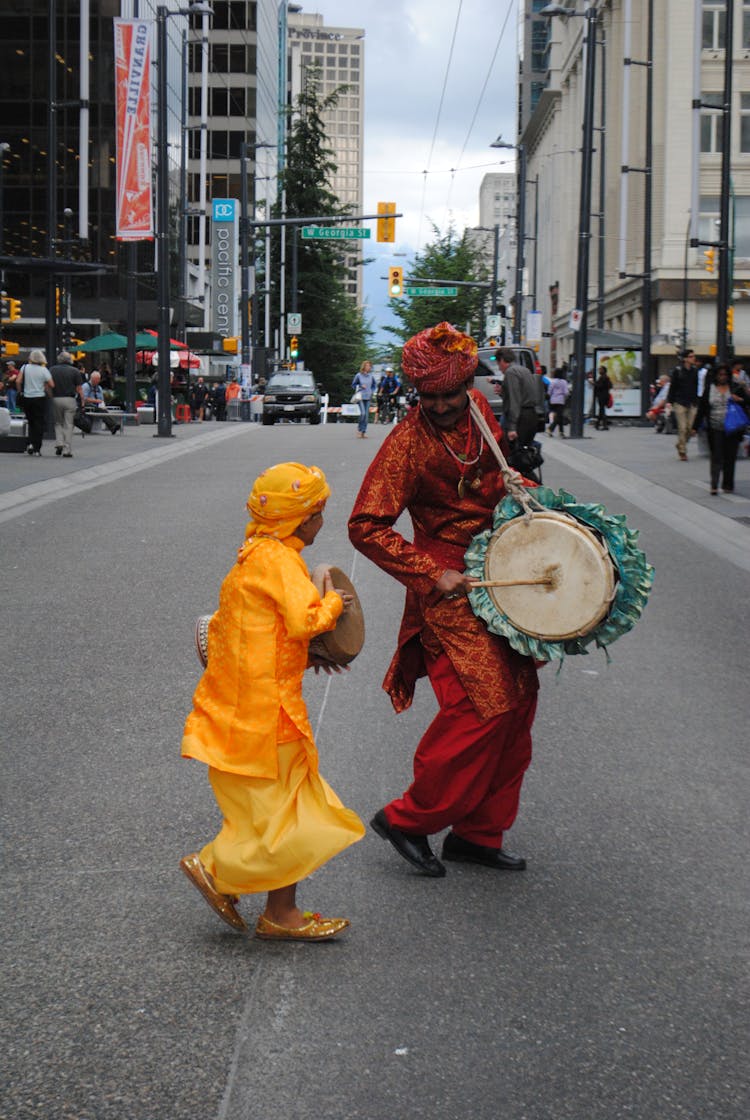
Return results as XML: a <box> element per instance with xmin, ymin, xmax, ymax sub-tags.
<box><xmin>520</xmin><ymin>0</ymin><xmax>750</xmax><ymax>381</ymax></box>
<box><xmin>287</xmin><ymin>10</ymin><xmax>365</xmax><ymax>304</ymax></box>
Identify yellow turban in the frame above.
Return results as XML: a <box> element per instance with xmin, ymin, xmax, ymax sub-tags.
<box><xmin>244</xmin><ymin>462</ymin><xmax>330</xmax><ymax>541</ymax></box>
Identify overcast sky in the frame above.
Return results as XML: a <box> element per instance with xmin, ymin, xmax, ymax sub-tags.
<box><xmin>307</xmin><ymin>0</ymin><xmax>521</xmax><ymax>343</ymax></box>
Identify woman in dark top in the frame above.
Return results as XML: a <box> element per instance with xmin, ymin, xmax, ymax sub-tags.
<box><xmin>693</xmin><ymin>364</ymin><xmax>750</xmax><ymax>494</ymax></box>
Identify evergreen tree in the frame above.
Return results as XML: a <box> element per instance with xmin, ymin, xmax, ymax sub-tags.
<box><xmin>265</xmin><ymin>68</ymin><xmax>372</xmax><ymax>402</ymax></box>
<box><xmin>384</xmin><ymin>224</ymin><xmax>495</xmax><ymax>368</ymax></box>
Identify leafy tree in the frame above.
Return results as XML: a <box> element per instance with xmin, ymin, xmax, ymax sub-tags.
<box><xmin>383</xmin><ymin>224</ymin><xmax>495</xmax><ymax>370</ymax></box>
<box><xmin>265</xmin><ymin>68</ymin><xmax>372</xmax><ymax>402</ymax></box>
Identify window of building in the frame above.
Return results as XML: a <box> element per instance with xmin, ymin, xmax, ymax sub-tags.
<box><xmin>700</xmin><ymin>92</ymin><xmax>723</xmax><ymax>152</ymax></box>
<box><xmin>702</xmin><ymin>2</ymin><xmax>726</xmax><ymax>49</ymax></box>
<box><xmin>211</xmin><ymin>44</ymin><xmax>249</xmax><ymax>73</ymax></box>
<box><xmin>211</xmin><ymin>1</ymin><xmax>249</xmax><ymax>30</ymax></box>
<box><xmin>741</xmin><ymin>93</ymin><xmax>750</xmax><ymax>152</ymax></box>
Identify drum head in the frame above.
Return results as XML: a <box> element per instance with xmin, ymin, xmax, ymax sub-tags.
<box><xmin>484</xmin><ymin>512</ymin><xmax>615</xmax><ymax>641</ymax></box>
<box><xmin>310</xmin><ymin>564</ymin><xmax>365</xmax><ymax>665</ymax></box>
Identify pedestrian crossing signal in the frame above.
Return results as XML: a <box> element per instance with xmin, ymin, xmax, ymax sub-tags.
<box><xmin>388</xmin><ymin>266</ymin><xmax>404</xmax><ymax>298</ymax></box>
<box><xmin>726</xmin><ymin>307</ymin><xmax>734</xmax><ymax>334</ymax></box>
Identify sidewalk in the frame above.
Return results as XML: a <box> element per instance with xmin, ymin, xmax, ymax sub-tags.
<box><xmin>540</xmin><ymin>419</ymin><xmax>750</xmax><ymax>523</ymax></box>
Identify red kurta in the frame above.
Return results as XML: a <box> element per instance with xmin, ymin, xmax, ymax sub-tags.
<box><xmin>348</xmin><ymin>390</ymin><xmax>538</xmax><ymax>721</ymax></box>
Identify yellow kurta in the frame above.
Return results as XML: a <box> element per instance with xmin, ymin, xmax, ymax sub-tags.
<box><xmin>183</xmin><ymin>535</ymin><xmax>343</xmax><ymax>777</ymax></box>
<box><xmin>182</xmin><ymin>534</ymin><xmax>364</xmax><ymax>895</ymax></box>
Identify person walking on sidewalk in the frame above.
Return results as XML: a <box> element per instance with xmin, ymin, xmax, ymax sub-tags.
<box><xmin>594</xmin><ymin>365</ymin><xmax>613</xmax><ymax>430</ymax></box>
<box><xmin>547</xmin><ymin>368</ymin><xmax>570</xmax><ymax>437</ymax></box>
<box><xmin>693</xmin><ymin>363</ymin><xmax>750</xmax><ymax>494</ymax></box>
<box><xmin>668</xmin><ymin>349</ymin><xmax>699</xmax><ymax>460</ymax></box>
<box><xmin>180</xmin><ymin>462</ymin><xmax>364</xmax><ymax>941</ymax></box>
<box><xmin>49</xmin><ymin>351</ymin><xmax>83</xmax><ymax>457</ymax></box>
<box><xmin>351</xmin><ymin>359</ymin><xmax>377</xmax><ymax>438</ymax></box>
<box><xmin>349</xmin><ymin>322</ymin><xmax>539</xmax><ymax>880</ymax></box>
<box><xmin>17</xmin><ymin>350</ymin><xmax>53</xmax><ymax>456</ymax></box>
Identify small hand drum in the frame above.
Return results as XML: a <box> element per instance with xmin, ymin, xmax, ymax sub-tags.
<box><xmin>195</xmin><ymin>614</ymin><xmax>212</xmax><ymax>668</ymax></box>
<box><xmin>482</xmin><ymin>511</ymin><xmax>616</xmax><ymax>642</ymax></box>
<box><xmin>309</xmin><ymin>564</ymin><xmax>365</xmax><ymax>666</ymax></box>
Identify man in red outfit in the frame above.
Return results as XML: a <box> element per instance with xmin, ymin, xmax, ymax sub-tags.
<box><xmin>348</xmin><ymin>322</ymin><xmax>540</xmax><ymax>877</ymax></box>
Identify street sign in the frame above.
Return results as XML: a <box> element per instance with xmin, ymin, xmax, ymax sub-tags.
<box><xmin>486</xmin><ymin>314</ymin><xmax>501</xmax><ymax>335</ymax></box>
<box><xmin>569</xmin><ymin>308</ymin><xmax>583</xmax><ymax>332</ymax></box>
<box><xmin>406</xmin><ymin>286</ymin><xmax>458</xmax><ymax>297</ymax></box>
<box><xmin>287</xmin><ymin>313</ymin><xmax>301</xmax><ymax>334</ymax></box>
<box><xmin>301</xmin><ymin>226</ymin><xmax>371</xmax><ymax>240</ymax></box>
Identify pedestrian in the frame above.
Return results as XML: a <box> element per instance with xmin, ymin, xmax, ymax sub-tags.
<box><xmin>211</xmin><ymin>380</ymin><xmax>226</xmax><ymax>421</ymax></box>
<box><xmin>730</xmin><ymin>358</ymin><xmax>749</xmax><ymax>387</ymax></box>
<box><xmin>3</xmin><ymin>360</ymin><xmax>19</xmax><ymax>413</ymax></box>
<box><xmin>692</xmin><ymin>363</ymin><xmax>750</xmax><ymax>494</ymax></box>
<box><xmin>189</xmin><ymin>375</ymin><xmax>209</xmax><ymax>422</ymax></box>
<box><xmin>180</xmin><ymin>462</ymin><xmax>365</xmax><ymax>940</ymax></box>
<box><xmin>17</xmin><ymin>350</ymin><xmax>53</xmax><ymax>456</ymax></box>
<box><xmin>495</xmin><ymin>346</ymin><xmax>545</xmax><ymax>448</ymax></box>
<box><xmin>547</xmin><ymin>368</ymin><xmax>571</xmax><ymax>437</ymax></box>
<box><xmin>49</xmin><ymin>350</ymin><xmax>83</xmax><ymax>458</ymax></box>
<box><xmin>351</xmin><ymin>359</ymin><xmax>377</xmax><ymax>438</ymax></box>
<box><xmin>82</xmin><ymin>371</ymin><xmax>121</xmax><ymax>433</ymax></box>
<box><xmin>594</xmin><ymin>364</ymin><xmax>613</xmax><ymax>430</ymax></box>
<box><xmin>667</xmin><ymin>349</ymin><xmax>700</xmax><ymax>460</ymax></box>
<box><xmin>349</xmin><ymin>322</ymin><xmax>539</xmax><ymax>878</ymax></box>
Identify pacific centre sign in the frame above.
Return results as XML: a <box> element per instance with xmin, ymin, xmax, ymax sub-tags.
<box><xmin>211</xmin><ymin>198</ymin><xmax>239</xmax><ymax>340</ymax></box>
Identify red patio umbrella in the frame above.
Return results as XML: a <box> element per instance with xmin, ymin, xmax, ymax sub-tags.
<box><xmin>142</xmin><ymin>328</ymin><xmax>188</xmax><ymax>350</ymax></box>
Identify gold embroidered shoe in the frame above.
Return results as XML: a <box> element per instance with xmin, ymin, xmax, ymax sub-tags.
<box><xmin>254</xmin><ymin>911</ymin><xmax>350</xmax><ymax>942</ymax></box>
<box><xmin>179</xmin><ymin>853</ymin><xmax>247</xmax><ymax>932</ymax></box>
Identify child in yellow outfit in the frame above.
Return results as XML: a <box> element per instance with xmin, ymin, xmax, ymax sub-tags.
<box><xmin>180</xmin><ymin>462</ymin><xmax>365</xmax><ymax>941</ymax></box>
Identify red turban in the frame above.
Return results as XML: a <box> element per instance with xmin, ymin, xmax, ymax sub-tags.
<box><xmin>401</xmin><ymin>322</ymin><xmax>478</xmax><ymax>393</ymax></box>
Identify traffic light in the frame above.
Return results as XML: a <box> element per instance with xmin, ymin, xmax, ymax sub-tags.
<box><xmin>222</xmin><ymin>336</ymin><xmax>238</xmax><ymax>353</ymax></box>
<box><xmin>8</xmin><ymin>297</ymin><xmax>22</xmax><ymax>321</ymax></box>
<box><xmin>1</xmin><ymin>340</ymin><xmax>20</xmax><ymax>356</ymax></box>
<box><xmin>703</xmin><ymin>248</ymin><xmax>715</xmax><ymax>274</ymax></box>
<box><xmin>726</xmin><ymin>306</ymin><xmax>734</xmax><ymax>334</ymax></box>
<box><xmin>290</xmin><ymin>336</ymin><xmax>299</xmax><ymax>359</ymax></box>
<box><xmin>377</xmin><ymin>201</ymin><xmax>396</xmax><ymax>243</ymax></box>
<box><xmin>388</xmin><ymin>266</ymin><xmax>404</xmax><ymax>298</ymax></box>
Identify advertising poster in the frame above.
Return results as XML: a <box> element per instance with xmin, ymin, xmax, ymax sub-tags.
<box><xmin>594</xmin><ymin>348</ymin><xmax>643</xmax><ymax>417</ymax></box>
<box><xmin>114</xmin><ymin>19</ymin><xmax>154</xmax><ymax>240</ymax></box>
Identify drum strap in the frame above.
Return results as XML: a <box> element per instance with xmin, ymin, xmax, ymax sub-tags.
<box><xmin>468</xmin><ymin>399</ymin><xmax>544</xmax><ymax>517</ymax></box>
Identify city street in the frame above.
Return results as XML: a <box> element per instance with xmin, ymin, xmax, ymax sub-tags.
<box><xmin>2</xmin><ymin>418</ymin><xmax>748</xmax><ymax>1120</ymax></box>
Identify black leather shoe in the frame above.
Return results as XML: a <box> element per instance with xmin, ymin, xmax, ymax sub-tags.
<box><xmin>441</xmin><ymin>831</ymin><xmax>526</xmax><ymax>870</ymax></box>
<box><xmin>370</xmin><ymin>809</ymin><xmax>446</xmax><ymax>877</ymax></box>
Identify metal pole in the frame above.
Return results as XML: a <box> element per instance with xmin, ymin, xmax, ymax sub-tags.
<box><xmin>176</xmin><ymin>27</ymin><xmax>188</xmax><ymax>343</ymax></box>
<box><xmin>597</xmin><ymin>22</ymin><xmax>606</xmax><ymax>330</ymax></box>
<box><xmin>491</xmin><ymin>224</ymin><xmax>499</xmax><ymax>315</ymax></box>
<box><xmin>156</xmin><ymin>6</ymin><xmax>173</xmax><ymax>437</ymax></box>
<box><xmin>47</xmin><ymin>0</ymin><xmax>58</xmax><ymax>366</ymax></box>
<box><xmin>515</xmin><ymin>145</ymin><xmax>526</xmax><ymax>343</ymax></box>
<box><xmin>240</xmin><ymin>142</ymin><xmax>250</xmax><ymax>367</ymax></box>
<box><xmin>640</xmin><ymin>0</ymin><xmax>653</xmax><ymax>416</ymax></box>
<box><xmin>570</xmin><ymin>7</ymin><xmax>597</xmax><ymax>440</ymax></box>
<box><xmin>0</xmin><ymin>143</ymin><xmax>9</xmax><ymax>285</ymax></box>
<box><xmin>717</xmin><ymin>0</ymin><xmax>734</xmax><ymax>362</ymax></box>
<box><xmin>124</xmin><ymin>5</ymin><xmax>139</xmax><ymax>414</ymax></box>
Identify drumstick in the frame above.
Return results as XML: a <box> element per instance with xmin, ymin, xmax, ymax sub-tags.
<box><xmin>472</xmin><ymin>563</ymin><xmax>562</xmax><ymax>590</ymax></box>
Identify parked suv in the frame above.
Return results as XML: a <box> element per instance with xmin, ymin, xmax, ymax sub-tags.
<box><xmin>472</xmin><ymin>345</ymin><xmax>537</xmax><ymax>420</ymax></box>
<box><xmin>262</xmin><ymin>369</ymin><xmax>322</xmax><ymax>425</ymax></box>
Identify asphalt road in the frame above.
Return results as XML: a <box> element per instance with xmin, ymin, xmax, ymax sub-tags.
<box><xmin>2</xmin><ymin>419</ymin><xmax>748</xmax><ymax>1120</ymax></box>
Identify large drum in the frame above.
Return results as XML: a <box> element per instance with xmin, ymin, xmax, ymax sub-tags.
<box><xmin>194</xmin><ymin>565</ymin><xmax>364</xmax><ymax>670</ymax></box>
<box><xmin>465</xmin><ymin>487</ymin><xmax>654</xmax><ymax>662</ymax></box>
<box><xmin>482</xmin><ymin>510</ymin><xmax>616</xmax><ymax>642</ymax></box>
<box><xmin>309</xmin><ymin>564</ymin><xmax>365</xmax><ymax>666</ymax></box>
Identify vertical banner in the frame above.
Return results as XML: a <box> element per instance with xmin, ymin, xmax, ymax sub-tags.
<box><xmin>114</xmin><ymin>18</ymin><xmax>154</xmax><ymax>240</ymax></box>
<box><xmin>211</xmin><ymin>199</ymin><xmax>239</xmax><ymax>339</ymax></box>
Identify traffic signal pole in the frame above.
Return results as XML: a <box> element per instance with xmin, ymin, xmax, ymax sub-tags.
<box><xmin>716</xmin><ymin>0</ymin><xmax>734</xmax><ymax>363</ymax></box>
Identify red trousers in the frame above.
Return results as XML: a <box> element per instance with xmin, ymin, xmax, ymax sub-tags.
<box><xmin>386</xmin><ymin>651</ymin><xmax>536</xmax><ymax>847</ymax></box>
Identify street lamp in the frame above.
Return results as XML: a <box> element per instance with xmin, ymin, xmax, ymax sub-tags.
<box><xmin>491</xmin><ymin>137</ymin><xmax>526</xmax><ymax>344</ymax></box>
<box><xmin>540</xmin><ymin>3</ymin><xmax>599</xmax><ymax>439</ymax></box>
<box><xmin>156</xmin><ymin>2</ymin><xmax>212</xmax><ymax>438</ymax></box>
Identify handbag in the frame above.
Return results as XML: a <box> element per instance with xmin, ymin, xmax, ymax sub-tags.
<box><xmin>74</xmin><ymin>405</ymin><xmax>93</xmax><ymax>434</ymax></box>
<box><xmin>351</xmin><ymin>389</ymin><xmax>362</xmax><ymax>403</ymax></box>
<box><xmin>724</xmin><ymin>398</ymin><xmax>748</xmax><ymax>434</ymax></box>
<box><xmin>607</xmin><ymin>393</ymin><xmax>614</xmax><ymax>409</ymax></box>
